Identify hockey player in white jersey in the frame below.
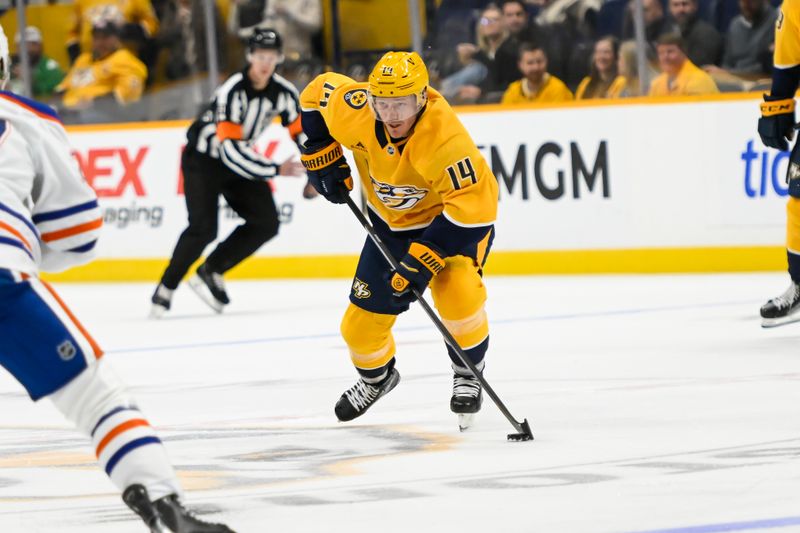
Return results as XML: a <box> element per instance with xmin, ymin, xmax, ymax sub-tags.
<box><xmin>0</xmin><ymin>27</ymin><xmax>233</xmax><ymax>533</ymax></box>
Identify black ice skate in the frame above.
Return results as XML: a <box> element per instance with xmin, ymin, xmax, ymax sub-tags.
<box><xmin>123</xmin><ymin>484</ymin><xmax>235</xmax><ymax>533</ymax></box>
<box><xmin>188</xmin><ymin>264</ymin><xmax>229</xmax><ymax>313</ymax></box>
<box><xmin>760</xmin><ymin>281</ymin><xmax>800</xmax><ymax>328</ymax></box>
<box><xmin>149</xmin><ymin>284</ymin><xmax>173</xmax><ymax>319</ymax></box>
<box><xmin>451</xmin><ymin>372</ymin><xmax>483</xmax><ymax>431</ymax></box>
<box><xmin>335</xmin><ymin>368</ymin><xmax>400</xmax><ymax>422</ymax></box>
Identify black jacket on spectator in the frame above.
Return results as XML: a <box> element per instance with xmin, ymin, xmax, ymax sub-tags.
<box><xmin>622</xmin><ymin>13</ymin><xmax>675</xmax><ymax>45</ymax></box>
<box><xmin>679</xmin><ymin>15</ymin><xmax>724</xmax><ymax>67</ymax></box>
<box><xmin>722</xmin><ymin>4</ymin><xmax>777</xmax><ymax>75</ymax></box>
<box><xmin>486</xmin><ymin>21</ymin><xmax>568</xmax><ymax>96</ymax></box>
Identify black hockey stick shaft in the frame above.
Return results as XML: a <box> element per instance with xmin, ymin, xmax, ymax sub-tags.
<box><xmin>344</xmin><ymin>195</ymin><xmax>532</xmax><ymax>439</ymax></box>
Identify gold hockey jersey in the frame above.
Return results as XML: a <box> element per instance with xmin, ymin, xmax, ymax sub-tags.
<box><xmin>775</xmin><ymin>0</ymin><xmax>800</xmax><ymax>69</ymax></box>
<box><xmin>300</xmin><ymin>73</ymin><xmax>497</xmax><ymax>233</ymax></box>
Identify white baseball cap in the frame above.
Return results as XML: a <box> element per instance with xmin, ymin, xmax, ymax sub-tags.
<box><xmin>15</xmin><ymin>26</ymin><xmax>42</xmax><ymax>44</ymax></box>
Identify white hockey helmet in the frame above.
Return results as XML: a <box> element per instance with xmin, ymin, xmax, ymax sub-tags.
<box><xmin>0</xmin><ymin>24</ymin><xmax>9</xmax><ymax>90</ymax></box>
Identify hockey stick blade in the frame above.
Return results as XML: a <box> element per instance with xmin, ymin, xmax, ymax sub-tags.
<box><xmin>507</xmin><ymin>418</ymin><xmax>534</xmax><ymax>442</ymax></box>
<box><xmin>344</xmin><ymin>195</ymin><xmax>534</xmax><ymax>442</ymax></box>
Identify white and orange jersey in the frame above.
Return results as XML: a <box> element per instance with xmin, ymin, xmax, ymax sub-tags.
<box><xmin>0</xmin><ymin>91</ymin><xmax>102</xmax><ymax>275</ymax></box>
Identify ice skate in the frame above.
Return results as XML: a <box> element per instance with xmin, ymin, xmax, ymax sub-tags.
<box><xmin>760</xmin><ymin>281</ymin><xmax>800</xmax><ymax>328</ymax></box>
<box><xmin>188</xmin><ymin>264</ymin><xmax>229</xmax><ymax>313</ymax></box>
<box><xmin>335</xmin><ymin>368</ymin><xmax>400</xmax><ymax>422</ymax></box>
<box><xmin>451</xmin><ymin>372</ymin><xmax>482</xmax><ymax>431</ymax></box>
<box><xmin>123</xmin><ymin>484</ymin><xmax>235</xmax><ymax>533</ymax></box>
<box><xmin>149</xmin><ymin>284</ymin><xmax>173</xmax><ymax>319</ymax></box>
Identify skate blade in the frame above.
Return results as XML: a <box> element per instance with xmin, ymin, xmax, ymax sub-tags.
<box><xmin>188</xmin><ymin>276</ymin><xmax>224</xmax><ymax>314</ymax></box>
<box><xmin>148</xmin><ymin>304</ymin><xmax>167</xmax><ymax>320</ymax></box>
<box><xmin>761</xmin><ymin>312</ymin><xmax>800</xmax><ymax>328</ymax></box>
<box><xmin>458</xmin><ymin>413</ymin><xmax>475</xmax><ymax>432</ymax></box>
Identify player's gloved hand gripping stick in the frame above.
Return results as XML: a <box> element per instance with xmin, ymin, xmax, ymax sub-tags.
<box><xmin>300</xmin><ymin>141</ymin><xmax>353</xmax><ymax>203</ymax></box>
<box><xmin>343</xmin><ymin>194</ymin><xmax>533</xmax><ymax>442</ymax></box>
<box><xmin>758</xmin><ymin>96</ymin><xmax>800</xmax><ymax>197</ymax></box>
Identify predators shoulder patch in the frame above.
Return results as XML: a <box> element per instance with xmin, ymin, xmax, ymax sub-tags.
<box><xmin>344</xmin><ymin>89</ymin><xmax>368</xmax><ymax>109</ymax></box>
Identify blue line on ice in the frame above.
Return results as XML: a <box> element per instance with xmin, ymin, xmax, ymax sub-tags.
<box><xmin>628</xmin><ymin>515</ymin><xmax>800</xmax><ymax>532</ymax></box>
<box><xmin>108</xmin><ymin>300</ymin><xmax>756</xmax><ymax>354</ymax></box>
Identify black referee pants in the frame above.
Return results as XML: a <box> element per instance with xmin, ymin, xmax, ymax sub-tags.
<box><xmin>160</xmin><ymin>149</ymin><xmax>279</xmax><ymax>289</ymax></box>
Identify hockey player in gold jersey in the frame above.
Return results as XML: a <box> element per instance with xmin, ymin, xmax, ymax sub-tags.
<box><xmin>300</xmin><ymin>51</ymin><xmax>499</xmax><ymax>423</ymax></box>
<box><xmin>757</xmin><ymin>0</ymin><xmax>800</xmax><ymax>327</ymax></box>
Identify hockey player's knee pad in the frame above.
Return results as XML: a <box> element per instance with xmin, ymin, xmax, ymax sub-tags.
<box><xmin>430</xmin><ymin>256</ymin><xmax>487</xmax><ymax>320</ymax></box>
<box><xmin>787</xmin><ymin>198</ymin><xmax>800</xmax><ymax>252</ymax></box>
<box><xmin>340</xmin><ymin>303</ymin><xmax>397</xmax><ymax>370</ymax></box>
<box><xmin>48</xmin><ymin>360</ymin><xmax>133</xmax><ymax>436</ymax></box>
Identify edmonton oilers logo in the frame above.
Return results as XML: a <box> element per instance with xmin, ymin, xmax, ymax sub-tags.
<box><xmin>344</xmin><ymin>89</ymin><xmax>368</xmax><ymax>109</ymax></box>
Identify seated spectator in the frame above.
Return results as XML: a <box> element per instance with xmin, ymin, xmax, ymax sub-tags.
<box><xmin>57</xmin><ymin>14</ymin><xmax>148</xmax><ymax>109</ymax></box>
<box><xmin>704</xmin><ymin>0</ymin><xmax>776</xmax><ymax>83</ymax></box>
<box><xmin>668</xmin><ymin>0</ymin><xmax>723</xmax><ymax>67</ymax></box>
<box><xmin>487</xmin><ymin>0</ymin><xmax>552</xmax><ymax>99</ymax></box>
<box><xmin>616</xmin><ymin>39</ymin><xmax>659</xmax><ymax>97</ymax></box>
<box><xmin>649</xmin><ymin>33</ymin><xmax>718</xmax><ymax>96</ymax></box>
<box><xmin>501</xmin><ymin>42</ymin><xmax>573</xmax><ymax>103</ymax></box>
<box><xmin>622</xmin><ymin>0</ymin><xmax>675</xmax><ymax>46</ymax></box>
<box><xmin>230</xmin><ymin>0</ymin><xmax>322</xmax><ymax>64</ymax></box>
<box><xmin>9</xmin><ymin>26</ymin><xmax>65</xmax><ymax>100</ymax></box>
<box><xmin>575</xmin><ymin>36</ymin><xmax>626</xmax><ymax>99</ymax></box>
<box><xmin>156</xmin><ymin>0</ymin><xmax>226</xmax><ymax>80</ymax></box>
<box><xmin>66</xmin><ymin>0</ymin><xmax>159</xmax><ymax>64</ymax></box>
<box><xmin>439</xmin><ymin>4</ymin><xmax>507</xmax><ymax>104</ymax></box>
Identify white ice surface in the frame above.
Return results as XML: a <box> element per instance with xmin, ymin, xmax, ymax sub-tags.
<box><xmin>0</xmin><ymin>273</ymin><xmax>799</xmax><ymax>533</ymax></box>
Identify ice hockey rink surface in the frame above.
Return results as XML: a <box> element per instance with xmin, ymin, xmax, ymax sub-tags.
<box><xmin>0</xmin><ymin>273</ymin><xmax>799</xmax><ymax>533</ymax></box>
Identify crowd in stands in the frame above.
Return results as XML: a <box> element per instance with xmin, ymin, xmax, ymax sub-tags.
<box><xmin>0</xmin><ymin>0</ymin><xmax>779</xmax><ymax>123</ymax></box>
<box><xmin>430</xmin><ymin>0</ymin><xmax>776</xmax><ymax>104</ymax></box>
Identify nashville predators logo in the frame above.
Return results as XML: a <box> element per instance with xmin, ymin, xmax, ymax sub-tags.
<box><xmin>371</xmin><ymin>177</ymin><xmax>428</xmax><ymax>210</ymax></box>
<box><xmin>344</xmin><ymin>89</ymin><xmax>368</xmax><ymax>109</ymax></box>
<box><xmin>352</xmin><ymin>278</ymin><xmax>371</xmax><ymax>299</ymax></box>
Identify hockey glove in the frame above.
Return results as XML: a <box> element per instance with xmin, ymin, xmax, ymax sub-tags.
<box><xmin>390</xmin><ymin>241</ymin><xmax>446</xmax><ymax>303</ymax></box>
<box><xmin>759</xmin><ymin>95</ymin><xmax>796</xmax><ymax>151</ymax></box>
<box><xmin>300</xmin><ymin>141</ymin><xmax>353</xmax><ymax>204</ymax></box>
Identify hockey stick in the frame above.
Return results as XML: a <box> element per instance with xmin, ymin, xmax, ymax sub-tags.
<box><xmin>344</xmin><ymin>195</ymin><xmax>533</xmax><ymax>442</ymax></box>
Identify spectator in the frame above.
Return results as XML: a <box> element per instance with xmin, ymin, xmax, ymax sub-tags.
<box><xmin>668</xmin><ymin>0</ymin><xmax>723</xmax><ymax>67</ymax></box>
<box><xmin>230</xmin><ymin>0</ymin><xmax>322</xmax><ymax>64</ymax></box>
<box><xmin>501</xmin><ymin>42</ymin><xmax>573</xmax><ymax>103</ymax></box>
<box><xmin>66</xmin><ymin>0</ymin><xmax>159</xmax><ymax>64</ymax></box>
<box><xmin>708</xmin><ymin>0</ymin><xmax>776</xmax><ymax>78</ymax></box>
<box><xmin>622</xmin><ymin>0</ymin><xmax>675</xmax><ymax>46</ymax></box>
<box><xmin>487</xmin><ymin>0</ymin><xmax>550</xmax><ymax>98</ymax></box>
<box><xmin>616</xmin><ymin>39</ymin><xmax>658</xmax><ymax>97</ymax></box>
<box><xmin>439</xmin><ymin>4</ymin><xmax>507</xmax><ymax>104</ymax></box>
<box><xmin>649</xmin><ymin>33</ymin><xmax>718</xmax><ymax>96</ymax></box>
<box><xmin>575</xmin><ymin>36</ymin><xmax>626</xmax><ymax>99</ymax></box>
<box><xmin>57</xmin><ymin>13</ymin><xmax>148</xmax><ymax>109</ymax></box>
<box><xmin>156</xmin><ymin>0</ymin><xmax>226</xmax><ymax>80</ymax></box>
<box><xmin>9</xmin><ymin>26</ymin><xmax>65</xmax><ymax>100</ymax></box>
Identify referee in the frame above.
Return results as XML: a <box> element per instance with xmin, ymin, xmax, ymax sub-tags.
<box><xmin>151</xmin><ymin>28</ymin><xmax>306</xmax><ymax>317</ymax></box>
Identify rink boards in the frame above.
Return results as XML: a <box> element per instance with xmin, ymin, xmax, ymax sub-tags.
<box><xmin>50</xmin><ymin>93</ymin><xmax>786</xmax><ymax>280</ymax></box>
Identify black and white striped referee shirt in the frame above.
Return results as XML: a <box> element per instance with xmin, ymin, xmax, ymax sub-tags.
<box><xmin>186</xmin><ymin>68</ymin><xmax>306</xmax><ymax>180</ymax></box>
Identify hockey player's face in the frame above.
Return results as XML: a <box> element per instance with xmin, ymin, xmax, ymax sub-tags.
<box><xmin>371</xmin><ymin>95</ymin><xmax>419</xmax><ymax>138</ymax></box>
